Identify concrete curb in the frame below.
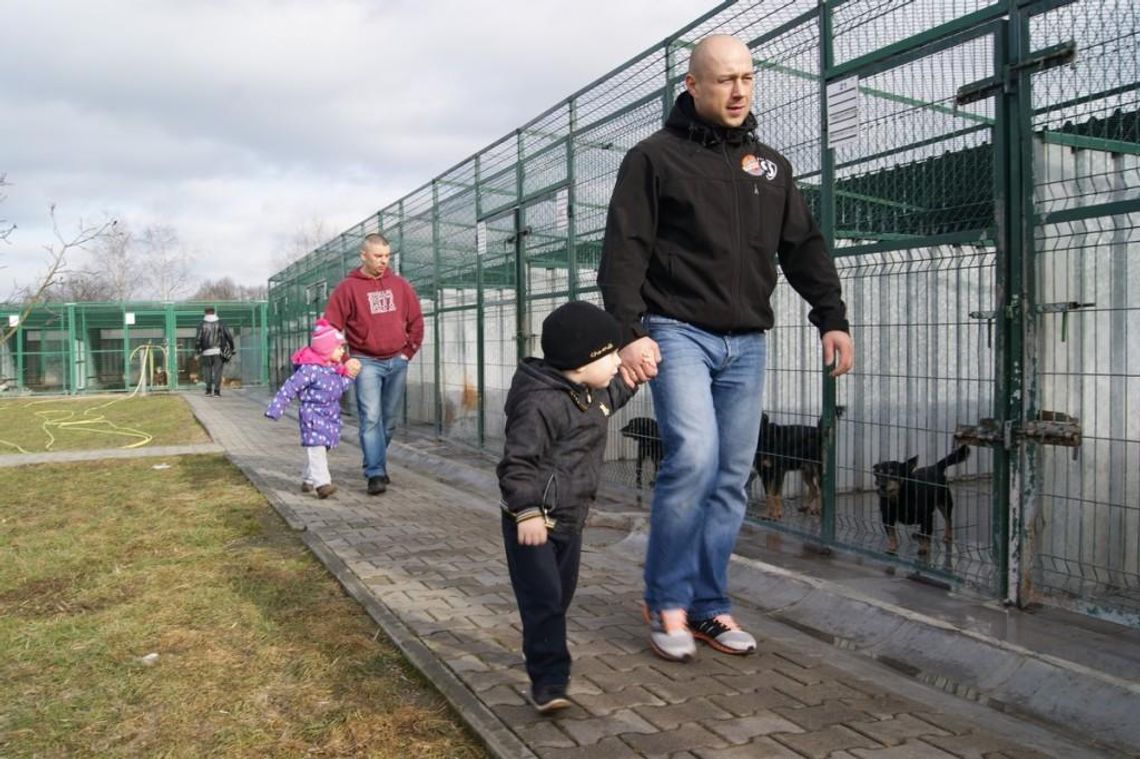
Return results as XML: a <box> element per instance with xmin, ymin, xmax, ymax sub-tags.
<box><xmin>300</xmin><ymin>530</ymin><xmax>537</xmax><ymax>759</ymax></box>
<box><xmin>734</xmin><ymin>558</ymin><xmax>1140</xmax><ymax>751</ymax></box>
<box><xmin>387</xmin><ymin>434</ymin><xmax>1140</xmax><ymax>756</ymax></box>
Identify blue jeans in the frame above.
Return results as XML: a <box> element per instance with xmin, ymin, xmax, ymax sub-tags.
<box><xmin>354</xmin><ymin>356</ymin><xmax>409</xmax><ymax>479</ymax></box>
<box><xmin>642</xmin><ymin>315</ymin><xmax>766</xmax><ymax>620</ymax></box>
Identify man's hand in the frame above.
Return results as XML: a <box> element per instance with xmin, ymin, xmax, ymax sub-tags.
<box><xmin>821</xmin><ymin>330</ymin><xmax>854</xmax><ymax>378</ymax></box>
<box><xmin>344</xmin><ymin>358</ymin><xmax>362</xmax><ymax>378</ymax></box>
<box><xmin>617</xmin><ymin>336</ymin><xmax>662</xmax><ymax>389</ymax></box>
<box><xmin>517</xmin><ymin>518</ymin><xmax>548</xmax><ymax>546</ymax></box>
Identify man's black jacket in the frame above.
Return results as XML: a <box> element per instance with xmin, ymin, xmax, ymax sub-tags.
<box><xmin>598</xmin><ymin>91</ymin><xmax>849</xmax><ymax>345</ymax></box>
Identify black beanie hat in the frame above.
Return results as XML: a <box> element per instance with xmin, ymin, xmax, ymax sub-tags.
<box><xmin>541</xmin><ymin>301</ymin><xmax>622</xmax><ymax>370</ymax></box>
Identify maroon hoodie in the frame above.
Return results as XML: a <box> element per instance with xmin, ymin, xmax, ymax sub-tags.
<box><xmin>323</xmin><ymin>268</ymin><xmax>424</xmax><ymax>360</ymax></box>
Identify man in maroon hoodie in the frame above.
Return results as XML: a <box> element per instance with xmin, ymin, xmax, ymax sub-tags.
<box><xmin>324</xmin><ymin>233</ymin><xmax>424</xmax><ymax>494</ymax></box>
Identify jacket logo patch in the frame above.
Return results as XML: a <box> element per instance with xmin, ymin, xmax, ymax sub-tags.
<box><xmin>742</xmin><ymin>154</ymin><xmax>779</xmax><ymax>180</ymax></box>
<box><xmin>367</xmin><ymin>290</ymin><xmax>395</xmax><ymax>314</ymax></box>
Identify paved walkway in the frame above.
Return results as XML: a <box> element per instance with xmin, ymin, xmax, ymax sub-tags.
<box><xmin>179</xmin><ymin>391</ymin><xmax>1121</xmax><ymax>758</ymax></box>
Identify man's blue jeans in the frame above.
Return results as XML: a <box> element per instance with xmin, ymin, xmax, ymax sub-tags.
<box><xmin>354</xmin><ymin>356</ymin><xmax>409</xmax><ymax>480</ymax></box>
<box><xmin>642</xmin><ymin>315</ymin><xmax>766</xmax><ymax>620</ymax></box>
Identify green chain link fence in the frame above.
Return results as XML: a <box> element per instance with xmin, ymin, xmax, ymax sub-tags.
<box><xmin>267</xmin><ymin>0</ymin><xmax>1140</xmax><ymax>625</ymax></box>
<box><xmin>1</xmin><ymin>301</ymin><xmax>268</xmax><ymax>395</ymax></box>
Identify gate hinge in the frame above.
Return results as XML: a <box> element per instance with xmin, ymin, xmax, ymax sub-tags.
<box><xmin>955</xmin><ymin>410</ymin><xmax>1082</xmax><ymax>450</ymax></box>
<box><xmin>955</xmin><ymin>41</ymin><xmax>1077</xmax><ymax>106</ymax></box>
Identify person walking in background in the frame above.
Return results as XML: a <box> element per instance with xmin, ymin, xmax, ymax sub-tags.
<box><xmin>265</xmin><ymin>318</ymin><xmax>362</xmax><ymax>499</ymax></box>
<box><xmin>497</xmin><ymin>301</ymin><xmax>639</xmax><ymax>714</ymax></box>
<box><xmin>324</xmin><ymin>233</ymin><xmax>424</xmax><ymax>496</ymax></box>
<box><xmin>195</xmin><ymin>306</ymin><xmax>234</xmax><ymax>397</ymax></box>
<box><xmin>598</xmin><ymin>34</ymin><xmax>854</xmax><ymax>662</ymax></box>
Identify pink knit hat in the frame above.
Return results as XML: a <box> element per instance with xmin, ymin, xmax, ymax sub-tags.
<box><xmin>310</xmin><ymin>318</ymin><xmax>346</xmax><ymax>359</ymax></box>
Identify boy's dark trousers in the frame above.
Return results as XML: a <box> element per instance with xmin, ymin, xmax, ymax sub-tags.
<box><xmin>501</xmin><ymin>514</ymin><xmax>582</xmax><ymax>693</ymax></box>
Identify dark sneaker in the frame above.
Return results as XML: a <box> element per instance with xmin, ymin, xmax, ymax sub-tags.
<box><xmin>316</xmin><ymin>484</ymin><xmax>337</xmax><ymax>499</ymax></box>
<box><xmin>367</xmin><ymin>476</ymin><xmax>387</xmax><ymax>495</ymax></box>
<box><xmin>301</xmin><ymin>482</ymin><xmax>314</xmax><ymax>493</ymax></box>
<box><xmin>531</xmin><ymin>684</ymin><xmax>571</xmax><ymax>715</ymax></box>
<box><xmin>213</xmin><ymin>391</ymin><xmax>221</xmax><ymax>397</ymax></box>
<box><xmin>642</xmin><ymin>604</ymin><xmax>696</xmax><ymax>662</ymax></box>
<box><xmin>690</xmin><ymin>614</ymin><xmax>756</xmax><ymax>655</ymax></box>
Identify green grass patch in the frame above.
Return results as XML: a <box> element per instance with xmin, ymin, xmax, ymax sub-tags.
<box><xmin>0</xmin><ymin>456</ymin><xmax>487</xmax><ymax>758</ymax></box>
<box><xmin>0</xmin><ymin>394</ymin><xmax>210</xmax><ymax>454</ymax></box>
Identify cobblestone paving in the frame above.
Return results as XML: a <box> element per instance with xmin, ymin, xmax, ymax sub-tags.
<box><xmin>186</xmin><ymin>393</ymin><xmax>1118</xmax><ymax>759</ymax></box>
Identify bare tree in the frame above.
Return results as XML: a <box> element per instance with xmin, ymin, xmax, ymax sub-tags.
<box><xmin>48</xmin><ymin>269</ymin><xmax>118</xmax><ymax>302</ymax></box>
<box><xmin>0</xmin><ymin>174</ymin><xmax>15</xmax><ymax>244</ymax></box>
<box><xmin>140</xmin><ymin>224</ymin><xmax>193</xmax><ymax>301</ymax></box>
<box><xmin>192</xmin><ymin>276</ymin><xmax>266</xmax><ymax>301</ymax></box>
<box><xmin>89</xmin><ymin>221</ymin><xmax>142</xmax><ymax>302</ymax></box>
<box><xmin>2</xmin><ymin>206</ymin><xmax>115</xmax><ymax>347</ymax></box>
<box><xmin>272</xmin><ymin>218</ymin><xmax>329</xmax><ymax>271</ymax></box>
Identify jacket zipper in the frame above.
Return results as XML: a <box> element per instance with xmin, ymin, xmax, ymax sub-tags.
<box><xmin>722</xmin><ymin>142</ymin><xmax>744</xmax><ymax>327</ymax></box>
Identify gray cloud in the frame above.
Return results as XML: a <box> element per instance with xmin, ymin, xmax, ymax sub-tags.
<box><xmin>1</xmin><ymin>0</ymin><xmax>711</xmax><ymax>295</ymax></box>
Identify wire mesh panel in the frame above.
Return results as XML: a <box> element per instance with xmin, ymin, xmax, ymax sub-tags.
<box><xmin>837</xmin><ymin>246</ymin><xmax>997</xmax><ymax>586</ymax></box>
<box><xmin>1027</xmin><ymin>0</ymin><xmax>1140</xmax><ymax>622</ymax></box>
<box><xmin>479</xmin><ymin>211</ymin><xmax>521</xmax><ymax>453</ymax></box>
<box><xmin>434</xmin><ymin>166</ymin><xmax>480</xmax><ymax>445</ymax></box>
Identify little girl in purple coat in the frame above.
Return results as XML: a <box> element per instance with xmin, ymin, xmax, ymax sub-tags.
<box><xmin>266</xmin><ymin>318</ymin><xmax>362</xmax><ymax>498</ymax></box>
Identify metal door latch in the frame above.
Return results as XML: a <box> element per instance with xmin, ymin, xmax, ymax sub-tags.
<box><xmin>955</xmin><ymin>410</ymin><xmax>1082</xmax><ymax>450</ymax></box>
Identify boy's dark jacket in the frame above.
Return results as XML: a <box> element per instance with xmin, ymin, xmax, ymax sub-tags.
<box><xmin>497</xmin><ymin>358</ymin><xmax>636</xmax><ymax>532</ymax></box>
<box><xmin>598</xmin><ymin>91</ymin><xmax>849</xmax><ymax>346</ymax></box>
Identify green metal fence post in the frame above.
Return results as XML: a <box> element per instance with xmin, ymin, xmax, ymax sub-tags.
<box><xmin>431</xmin><ymin>183</ymin><xmax>443</xmax><ymax>436</ymax></box>
<box><xmin>994</xmin><ymin>12</ymin><xmax>1027</xmax><ymax>605</ymax></box>
<box><xmin>66</xmin><ymin>302</ymin><xmax>77</xmax><ymax>395</ymax></box>
<box><xmin>122</xmin><ymin>307</ymin><xmax>131</xmax><ymax>393</ymax></box>
<box><xmin>818</xmin><ymin>0</ymin><xmax>838</xmax><ymax>548</ymax></box>
<box><xmin>1011</xmin><ymin>4</ymin><xmax>1042</xmax><ymax>608</ymax></box>
<box><xmin>475</xmin><ymin>153</ymin><xmax>487</xmax><ymax>448</ymax></box>
<box><xmin>514</xmin><ymin>129</ymin><xmax>527</xmax><ymax>363</ymax></box>
<box><xmin>258</xmin><ymin>301</ymin><xmax>269</xmax><ymax>388</ymax></box>
<box><xmin>165</xmin><ymin>302</ymin><xmax>177</xmax><ymax>390</ymax></box>
<box><xmin>15</xmin><ymin>318</ymin><xmax>24</xmax><ymax>391</ymax></box>
<box><xmin>567</xmin><ymin>98</ymin><xmax>579</xmax><ymax>299</ymax></box>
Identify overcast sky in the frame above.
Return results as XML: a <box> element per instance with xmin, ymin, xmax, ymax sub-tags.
<box><xmin>1</xmin><ymin>0</ymin><xmax>714</xmax><ymax>297</ymax></box>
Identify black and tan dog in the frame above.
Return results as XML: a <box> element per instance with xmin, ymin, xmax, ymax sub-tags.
<box><xmin>751</xmin><ymin>407</ymin><xmax>845</xmax><ymax>520</ymax></box>
<box><xmin>873</xmin><ymin>444</ymin><xmax>970</xmax><ymax>555</ymax></box>
<box><xmin>620</xmin><ymin>417</ymin><xmax>664</xmax><ymax>489</ymax></box>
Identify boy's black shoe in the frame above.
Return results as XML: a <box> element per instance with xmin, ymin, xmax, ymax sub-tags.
<box><xmin>367</xmin><ymin>476</ymin><xmax>387</xmax><ymax>495</ymax></box>
<box><xmin>531</xmin><ymin>684</ymin><xmax>570</xmax><ymax>715</ymax></box>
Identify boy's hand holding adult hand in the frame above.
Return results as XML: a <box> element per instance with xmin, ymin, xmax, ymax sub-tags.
<box><xmin>344</xmin><ymin>358</ymin><xmax>362</xmax><ymax>378</ymax></box>
<box><xmin>517</xmin><ymin>518</ymin><xmax>548</xmax><ymax>546</ymax></box>
<box><xmin>617</xmin><ymin>336</ymin><xmax>661</xmax><ymax>389</ymax></box>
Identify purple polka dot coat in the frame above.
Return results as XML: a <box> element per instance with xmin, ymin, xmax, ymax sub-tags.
<box><xmin>265</xmin><ymin>364</ymin><xmax>354</xmax><ymax>448</ymax></box>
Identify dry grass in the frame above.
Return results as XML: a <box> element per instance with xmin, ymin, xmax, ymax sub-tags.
<box><xmin>0</xmin><ymin>394</ymin><xmax>210</xmax><ymax>454</ymax></box>
<box><xmin>0</xmin><ymin>456</ymin><xmax>487</xmax><ymax>758</ymax></box>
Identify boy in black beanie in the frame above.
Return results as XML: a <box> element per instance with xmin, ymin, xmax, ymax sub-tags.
<box><xmin>497</xmin><ymin>300</ymin><xmax>641</xmax><ymax>714</ymax></box>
